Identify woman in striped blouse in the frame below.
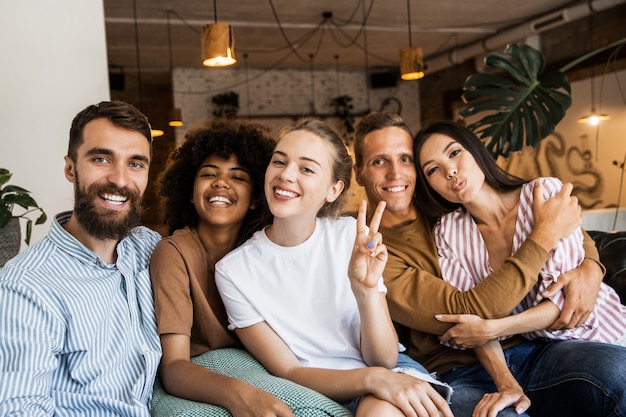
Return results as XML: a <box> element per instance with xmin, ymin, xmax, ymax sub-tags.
<box><xmin>413</xmin><ymin>120</ymin><xmax>626</xmax><ymax>417</ymax></box>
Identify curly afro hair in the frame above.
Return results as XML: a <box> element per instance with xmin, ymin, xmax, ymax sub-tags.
<box><xmin>159</xmin><ymin>119</ymin><xmax>276</xmax><ymax>245</ymax></box>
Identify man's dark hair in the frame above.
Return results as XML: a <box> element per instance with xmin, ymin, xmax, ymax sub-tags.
<box><xmin>68</xmin><ymin>101</ymin><xmax>152</xmax><ymax>161</ymax></box>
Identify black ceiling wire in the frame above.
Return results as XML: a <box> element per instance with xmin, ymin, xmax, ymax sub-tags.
<box><xmin>268</xmin><ymin>0</ymin><xmax>315</xmax><ymax>62</ymax></box>
<box><xmin>132</xmin><ymin>0</ymin><xmax>143</xmax><ymax>110</ymax></box>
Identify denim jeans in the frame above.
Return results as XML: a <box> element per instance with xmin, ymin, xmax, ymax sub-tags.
<box><xmin>439</xmin><ymin>339</ymin><xmax>626</xmax><ymax>417</ymax></box>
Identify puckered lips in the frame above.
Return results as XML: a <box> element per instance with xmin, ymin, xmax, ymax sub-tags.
<box><xmin>451</xmin><ymin>177</ymin><xmax>467</xmax><ymax>192</ymax></box>
<box><xmin>272</xmin><ymin>185</ymin><xmax>300</xmax><ymax>201</ymax></box>
<box><xmin>207</xmin><ymin>193</ymin><xmax>234</xmax><ymax>206</ymax></box>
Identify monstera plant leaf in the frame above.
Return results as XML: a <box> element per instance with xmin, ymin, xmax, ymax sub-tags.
<box><xmin>460</xmin><ymin>43</ymin><xmax>571</xmax><ymax>158</ymax></box>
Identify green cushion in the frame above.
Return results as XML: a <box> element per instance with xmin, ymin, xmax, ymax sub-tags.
<box><xmin>151</xmin><ymin>348</ymin><xmax>352</xmax><ymax>417</ymax></box>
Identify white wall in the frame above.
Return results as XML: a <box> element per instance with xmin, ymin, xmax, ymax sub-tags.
<box><xmin>1</xmin><ymin>0</ymin><xmax>110</xmax><ymax>248</ymax></box>
<box><xmin>172</xmin><ymin>66</ymin><xmax>421</xmax><ymax>145</ymax></box>
<box><xmin>582</xmin><ymin>207</ymin><xmax>626</xmax><ymax>232</ymax></box>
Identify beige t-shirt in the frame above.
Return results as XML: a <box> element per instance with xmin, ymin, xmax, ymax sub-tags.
<box><xmin>150</xmin><ymin>227</ymin><xmax>237</xmax><ymax>357</ymax></box>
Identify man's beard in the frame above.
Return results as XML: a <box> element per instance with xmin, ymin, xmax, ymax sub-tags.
<box><xmin>73</xmin><ymin>177</ymin><xmax>144</xmax><ymax>241</ymax></box>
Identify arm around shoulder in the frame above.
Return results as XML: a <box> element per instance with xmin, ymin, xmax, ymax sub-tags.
<box><xmin>383</xmin><ymin>236</ymin><xmax>550</xmax><ymax>335</ymax></box>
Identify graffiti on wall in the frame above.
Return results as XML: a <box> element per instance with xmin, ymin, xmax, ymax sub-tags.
<box><xmin>498</xmin><ymin>132</ymin><xmax>604</xmax><ymax>209</ymax></box>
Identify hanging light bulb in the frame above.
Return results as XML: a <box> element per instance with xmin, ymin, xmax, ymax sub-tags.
<box><xmin>167</xmin><ymin>10</ymin><xmax>183</xmax><ymax>127</ymax></box>
<box><xmin>151</xmin><ymin>128</ymin><xmax>165</xmax><ymax>138</ymax></box>
<box><xmin>201</xmin><ymin>0</ymin><xmax>236</xmax><ymax>67</ymax></box>
<box><xmin>400</xmin><ymin>46</ymin><xmax>425</xmax><ymax>80</ymax></box>
<box><xmin>577</xmin><ymin>113</ymin><xmax>611</xmax><ymax>126</ymax></box>
<box><xmin>132</xmin><ymin>0</ymin><xmax>163</xmax><ymax>138</ymax></box>
<box><xmin>577</xmin><ymin>18</ymin><xmax>609</xmax><ymax>126</ymax></box>
<box><xmin>577</xmin><ymin>77</ymin><xmax>610</xmax><ymax>125</ymax></box>
<box><xmin>168</xmin><ymin>108</ymin><xmax>183</xmax><ymax>127</ymax></box>
<box><xmin>399</xmin><ymin>0</ymin><xmax>425</xmax><ymax>80</ymax></box>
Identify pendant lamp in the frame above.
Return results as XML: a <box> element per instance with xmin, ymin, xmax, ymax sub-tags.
<box><xmin>168</xmin><ymin>108</ymin><xmax>183</xmax><ymax>127</ymax></box>
<box><xmin>577</xmin><ymin>16</ymin><xmax>609</xmax><ymax>126</ymax></box>
<box><xmin>399</xmin><ymin>0</ymin><xmax>425</xmax><ymax>80</ymax></box>
<box><xmin>202</xmin><ymin>0</ymin><xmax>236</xmax><ymax>67</ymax></box>
<box><xmin>167</xmin><ymin>11</ymin><xmax>183</xmax><ymax>127</ymax></box>
<box><xmin>131</xmin><ymin>0</ymin><xmax>163</xmax><ymax>137</ymax></box>
<box><xmin>577</xmin><ymin>76</ymin><xmax>610</xmax><ymax>125</ymax></box>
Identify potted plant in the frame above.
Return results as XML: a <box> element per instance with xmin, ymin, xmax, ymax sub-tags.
<box><xmin>0</xmin><ymin>168</ymin><xmax>47</xmax><ymax>266</ymax></box>
<box><xmin>212</xmin><ymin>91</ymin><xmax>240</xmax><ymax>118</ymax></box>
<box><xmin>459</xmin><ymin>38</ymin><xmax>626</xmax><ymax>159</ymax></box>
<box><xmin>459</xmin><ymin>43</ymin><xmax>571</xmax><ymax>159</ymax></box>
<box><xmin>330</xmin><ymin>94</ymin><xmax>356</xmax><ymax>144</ymax></box>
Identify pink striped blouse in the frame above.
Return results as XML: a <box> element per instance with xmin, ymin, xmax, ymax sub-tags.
<box><xmin>434</xmin><ymin>177</ymin><xmax>626</xmax><ymax>345</ymax></box>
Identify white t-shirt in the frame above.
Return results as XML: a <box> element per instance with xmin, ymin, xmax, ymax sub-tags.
<box><xmin>215</xmin><ymin>216</ymin><xmax>386</xmax><ymax>370</ymax></box>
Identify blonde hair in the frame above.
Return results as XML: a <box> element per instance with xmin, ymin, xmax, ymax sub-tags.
<box><xmin>277</xmin><ymin>118</ymin><xmax>352</xmax><ymax>218</ymax></box>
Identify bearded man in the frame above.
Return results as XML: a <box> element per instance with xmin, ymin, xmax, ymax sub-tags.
<box><xmin>0</xmin><ymin>101</ymin><xmax>162</xmax><ymax>416</ymax></box>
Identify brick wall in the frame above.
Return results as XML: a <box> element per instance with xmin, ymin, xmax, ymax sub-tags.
<box><xmin>172</xmin><ymin>66</ymin><xmax>422</xmax><ymax>143</ymax></box>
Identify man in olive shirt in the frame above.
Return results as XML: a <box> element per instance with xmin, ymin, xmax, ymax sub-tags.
<box><xmin>353</xmin><ymin>112</ymin><xmax>626</xmax><ymax>417</ymax></box>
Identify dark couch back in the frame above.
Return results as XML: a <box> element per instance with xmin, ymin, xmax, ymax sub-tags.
<box><xmin>587</xmin><ymin>230</ymin><xmax>626</xmax><ymax>304</ymax></box>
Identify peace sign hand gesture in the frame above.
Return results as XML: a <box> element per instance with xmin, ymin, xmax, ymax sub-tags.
<box><xmin>349</xmin><ymin>200</ymin><xmax>388</xmax><ymax>291</ymax></box>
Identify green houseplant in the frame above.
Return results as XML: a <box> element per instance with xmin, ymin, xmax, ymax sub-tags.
<box><xmin>459</xmin><ymin>38</ymin><xmax>626</xmax><ymax>159</ymax></box>
<box><xmin>0</xmin><ymin>167</ymin><xmax>47</xmax><ymax>248</ymax></box>
<box><xmin>212</xmin><ymin>91</ymin><xmax>240</xmax><ymax>118</ymax></box>
<box><xmin>459</xmin><ymin>43</ymin><xmax>571</xmax><ymax>159</ymax></box>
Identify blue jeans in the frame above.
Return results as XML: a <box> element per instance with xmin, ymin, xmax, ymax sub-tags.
<box><xmin>439</xmin><ymin>339</ymin><xmax>626</xmax><ymax>417</ymax></box>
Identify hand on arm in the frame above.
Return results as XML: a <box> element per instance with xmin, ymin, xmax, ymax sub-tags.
<box><xmin>437</xmin><ymin>301</ymin><xmax>560</xmax><ymax>348</ymax></box>
<box><xmin>543</xmin><ymin>258</ymin><xmax>603</xmax><ymax>330</ymax></box>
<box><xmin>472</xmin><ymin>341</ymin><xmax>530</xmax><ymax>417</ymax></box>
<box><xmin>350</xmin><ymin>200</ymin><xmax>398</xmax><ymax>368</ymax></box>
<box><xmin>159</xmin><ymin>334</ymin><xmax>294</xmax><ymax>417</ymax></box>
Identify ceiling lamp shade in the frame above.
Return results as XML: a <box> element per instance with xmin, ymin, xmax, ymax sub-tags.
<box><xmin>202</xmin><ymin>22</ymin><xmax>237</xmax><ymax>67</ymax></box>
<box><xmin>400</xmin><ymin>46</ymin><xmax>425</xmax><ymax>80</ymax></box>
<box><xmin>151</xmin><ymin>129</ymin><xmax>164</xmax><ymax>138</ymax></box>
<box><xmin>399</xmin><ymin>0</ymin><xmax>424</xmax><ymax>81</ymax></box>
<box><xmin>577</xmin><ymin>112</ymin><xmax>610</xmax><ymax>126</ymax></box>
<box><xmin>168</xmin><ymin>108</ymin><xmax>183</xmax><ymax>127</ymax></box>
<box><xmin>577</xmin><ymin>75</ymin><xmax>610</xmax><ymax>125</ymax></box>
<box><xmin>166</xmin><ymin>12</ymin><xmax>183</xmax><ymax>127</ymax></box>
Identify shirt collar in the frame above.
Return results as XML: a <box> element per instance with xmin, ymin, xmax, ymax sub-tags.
<box><xmin>48</xmin><ymin>211</ymin><xmax>112</xmax><ymax>268</ymax></box>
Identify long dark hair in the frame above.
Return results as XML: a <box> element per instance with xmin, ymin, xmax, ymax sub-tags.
<box><xmin>413</xmin><ymin>120</ymin><xmax>527</xmax><ymax>218</ymax></box>
<box><xmin>159</xmin><ymin>119</ymin><xmax>275</xmax><ymax>245</ymax></box>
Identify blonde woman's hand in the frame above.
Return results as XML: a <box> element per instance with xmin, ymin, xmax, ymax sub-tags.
<box><xmin>348</xmin><ymin>200</ymin><xmax>388</xmax><ymax>290</ymax></box>
<box><xmin>365</xmin><ymin>368</ymin><xmax>454</xmax><ymax>417</ymax></box>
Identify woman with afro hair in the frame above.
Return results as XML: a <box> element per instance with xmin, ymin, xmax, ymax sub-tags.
<box><xmin>150</xmin><ymin>119</ymin><xmax>302</xmax><ymax>416</ymax></box>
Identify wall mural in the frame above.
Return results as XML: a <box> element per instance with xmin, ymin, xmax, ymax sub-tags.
<box><xmin>498</xmin><ymin>132</ymin><xmax>604</xmax><ymax>210</ymax></box>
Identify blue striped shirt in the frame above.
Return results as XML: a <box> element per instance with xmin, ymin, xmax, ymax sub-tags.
<box><xmin>0</xmin><ymin>212</ymin><xmax>162</xmax><ymax>416</ymax></box>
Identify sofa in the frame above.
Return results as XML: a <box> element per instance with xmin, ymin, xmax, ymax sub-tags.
<box><xmin>151</xmin><ymin>348</ymin><xmax>352</xmax><ymax>417</ymax></box>
<box><xmin>151</xmin><ymin>230</ymin><xmax>626</xmax><ymax>417</ymax></box>
<box><xmin>587</xmin><ymin>230</ymin><xmax>626</xmax><ymax>304</ymax></box>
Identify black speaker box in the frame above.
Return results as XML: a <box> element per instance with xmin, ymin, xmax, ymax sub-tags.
<box><xmin>370</xmin><ymin>69</ymin><xmax>398</xmax><ymax>89</ymax></box>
